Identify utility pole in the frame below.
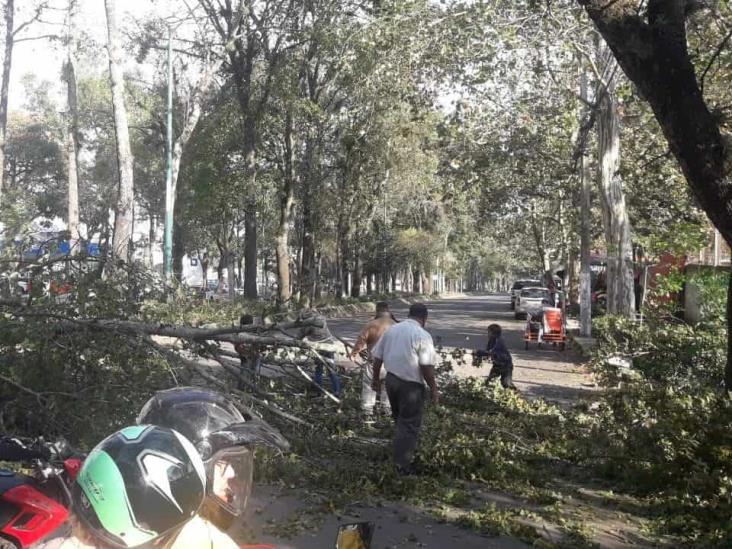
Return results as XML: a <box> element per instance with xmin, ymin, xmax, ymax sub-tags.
<box><xmin>163</xmin><ymin>27</ymin><xmax>174</xmax><ymax>280</ymax></box>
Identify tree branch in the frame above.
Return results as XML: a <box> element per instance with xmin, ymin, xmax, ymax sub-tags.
<box><xmin>699</xmin><ymin>27</ymin><xmax>732</xmax><ymax>95</ymax></box>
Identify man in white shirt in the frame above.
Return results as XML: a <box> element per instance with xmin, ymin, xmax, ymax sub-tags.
<box><xmin>371</xmin><ymin>303</ymin><xmax>439</xmax><ymax>474</ymax></box>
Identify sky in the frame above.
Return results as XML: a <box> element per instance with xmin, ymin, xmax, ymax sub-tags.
<box><xmin>11</xmin><ymin>0</ymin><xmax>158</xmax><ymax>111</ymax></box>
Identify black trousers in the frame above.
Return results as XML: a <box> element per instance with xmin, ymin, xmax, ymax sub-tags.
<box><xmin>486</xmin><ymin>364</ymin><xmax>516</xmax><ymax>389</ymax></box>
<box><xmin>385</xmin><ymin>373</ymin><xmax>426</xmax><ymax>471</ymax></box>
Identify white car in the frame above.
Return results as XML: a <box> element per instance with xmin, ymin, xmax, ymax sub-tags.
<box><xmin>515</xmin><ymin>287</ymin><xmax>551</xmax><ymax>319</ymax></box>
<box><xmin>510</xmin><ymin>279</ymin><xmax>541</xmax><ymax>310</ymax></box>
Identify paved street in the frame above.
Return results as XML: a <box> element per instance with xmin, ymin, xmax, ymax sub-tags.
<box><xmin>329</xmin><ymin>293</ymin><xmax>596</xmax><ymax>405</ymax></box>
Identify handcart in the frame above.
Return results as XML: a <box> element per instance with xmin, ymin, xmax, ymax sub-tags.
<box><xmin>540</xmin><ymin>306</ymin><xmax>567</xmax><ymax>351</ymax></box>
<box><xmin>524</xmin><ymin>302</ymin><xmax>568</xmax><ymax>351</ymax></box>
<box><xmin>523</xmin><ymin>304</ymin><xmax>544</xmax><ymax>349</ymax></box>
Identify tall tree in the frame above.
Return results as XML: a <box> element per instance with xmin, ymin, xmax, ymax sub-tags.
<box><xmin>595</xmin><ymin>38</ymin><xmax>634</xmax><ymax>316</ymax></box>
<box><xmin>274</xmin><ymin>108</ymin><xmax>295</xmax><ymax>305</ymax></box>
<box><xmin>577</xmin><ymin>0</ymin><xmax>732</xmax><ymax>388</ymax></box>
<box><xmin>0</xmin><ymin>0</ymin><xmax>50</xmax><ymax>204</ymax></box>
<box><xmin>578</xmin><ymin>66</ymin><xmax>593</xmax><ymax>337</ymax></box>
<box><xmin>64</xmin><ymin>0</ymin><xmax>80</xmax><ymax>247</ymax></box>
<box><xmin>104</xmin><ymin>0</ymin><xmax>134</xmax><ymax>261</ymax></box>
<box><xmin>198</xmin><ymin>0</ymin><xmax>297</xmax><ymax>298</ymax></box>
<box><xmin>0</xmin><ymin>0</ymin><xmax>13</xmax><ymax>205</ymax></box>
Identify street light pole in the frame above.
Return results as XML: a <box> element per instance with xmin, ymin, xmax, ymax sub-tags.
<box><xmin>163</xmin><ymin>26</ymin><xmax>174</xmax><ymax>280</ymax></box>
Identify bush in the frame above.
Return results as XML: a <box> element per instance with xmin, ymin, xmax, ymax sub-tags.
<box><xmin>583</xmin><ymin>305</ymin><xmax>732</xmax><ymax>544</ymax></box>
<box><xmin>591</xmin><ymin>315</ymin><xmax>726</xmax><ymax>388</ymax></box>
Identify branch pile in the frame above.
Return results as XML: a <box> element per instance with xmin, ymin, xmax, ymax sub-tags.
<box><xmin>0</xmin><ymin>302</ymin><xmax>356</xmax><ymax>437</ymax></box>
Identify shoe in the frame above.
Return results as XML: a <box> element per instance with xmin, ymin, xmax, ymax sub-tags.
<box><xmin>396</xmin><ymin>463</ymin><xmax>422</xmax><ymax>476</ymax></box>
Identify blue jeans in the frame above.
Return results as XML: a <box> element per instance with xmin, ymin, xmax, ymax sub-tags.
<box><xmin>314</xmin><ymin>352</ymin><xmax>341</xmax><ymax>396</ymax></box>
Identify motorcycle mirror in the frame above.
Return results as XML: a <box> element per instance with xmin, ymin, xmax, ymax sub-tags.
<box><xmin>335</xmin><ymin>522</ymin><xmax>374</xmax><ymax>549</ymax></box>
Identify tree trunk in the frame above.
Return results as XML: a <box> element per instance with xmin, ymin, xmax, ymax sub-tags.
<box><xmin>147</xmin><ymin>216</ymin><xmax>155</xmax><ymax>269</ymax></box>
<box><xmin>728</xmin><ymin>272</ymin><xmax>732</xmax><ymax>391</ymax></box>
<box><xmin>579</xmin><ymin>0</ymin><xmax>732</xmax><ymax>387</ymax></box>
<box><xmin>201</xmin><ymin>253</ymin><xmax>209</xmax><ymax>290</ymax></box>
<box><xmin>529</xmin><ymin>200</ymin><xmax>552</xmax><ymax>279</ymax></box>
<box><xmin>173</xmin><ymin>220</ymin><xmax>184</xmax><ymax>282</ymax></box>
<box><xmin>0</xmin><ymin>0</ymin><xmax>15</xmax><ymax>203</ymax></box>
<box><xmin>166</xmin><ymin>45</ymin><xmax>229</xmax><ymax>273</ymax></box>
<box><xmin>229</xmin><ymin>32</ymin><xmax>259</xmax><ymax>298</ymax></box>
<box><xmin>579</xmin><ymin>66</ymin><xmax>593</xmax><ymax>337</ymax></box>
<box><xmin>228</xmin><ymin>250</ymin><xmax>236</xmax><ymax>299</ymax></box>
<box><xmin>65</xmin><ymin>3</ymin><xmax>80</xmax><ymax>247</ymax></box>
<box><xmin>299</xmin><ymin>135</ymin><xmax>319</xmax><ymax>304</ymax></box>
<box><xmin>105</xmin><ymin>0</ymin><xmax>134</xmax><ymax>261</ymax></box>
<box><xmin>275</xmin><ymin>110</ymin><xmax>295</xmax><ymax>307</ymax></box>
<box><xmin>596</xmin><ymin>38</ymin><xmax>634</xmax><ymax>317</ymax></box>
<box><xmin>0</xmin><ymin>0</ymin><xmax>14</xmax><ymax>204</ymax></box>
<box><xmin>350</xmin><ymin>252</ymin><xmax>361</xmax><ymax>298</ymax></box>
<box><xmin>301</xmin><ymin>200</ymin><xmax>315</xmax><ymax>303</ymax></box>
<box><xmin>336</xmin><ymin>214</ymin><xmax>349</xmax><ymax>298</ymax></box>
<box><xmin>424</xmin><ymin>270</ymin><xmax>432</xmax><ymax>295</ymax></box>
<box><xmin>243</xmin><ymin>146</ymin><xmax>258</xmax><ymax>298</ymax></box>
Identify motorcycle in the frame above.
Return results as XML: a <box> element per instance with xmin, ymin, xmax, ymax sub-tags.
<box><xmin>0</xmin><ymin>437</ymin><xmax>81</xmax><ymax>549</ymax></box>
<box><xmin>0</xmin><ymin>435</ymin><xmax>373</xmax><ymax>549</ymax></box>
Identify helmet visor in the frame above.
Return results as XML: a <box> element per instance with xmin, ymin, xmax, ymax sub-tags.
<box><xmin>208</xmin><ymin>447</ymin><xmax>254</xmax><ymax>517</ymax></box>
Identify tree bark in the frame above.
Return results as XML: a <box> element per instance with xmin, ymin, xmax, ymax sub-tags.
<box><xmin>596</xmin><ymin>38</ymin><xmax>634</xmax><ymax>317</ymax></box>
<box><xmin>336</xmin><ymin>213</ymin><xmax>350</xmax><ymax>298</ymax></box>
<box><xmin>350</xmin><ymin>251</ymin><xmax>361</xmax><ymax>298</ymax></box>
<box><xmin>227</xmin><ymin>249</ymin><xmax>236</xmax><ymax>299</ymax></box>
<box><xmin>65</xmin><ymin>1</ymin><xmax>80</xmax><ymax>248</ymax></box>
<box><xmin>728</xmin><ymin>272</ymin><xmax>732</xmax><ymax>391</ymax></box>
<box><xmin>579</xmin><ymin>0</ymin><xmax>732</xmax><ymax>389</ymax></box>
<box><xmin>105</xmin><ymin>0</ymin><xmax>134</xmax><ymax>261</ymax></box>
<box><xmin>579</xmin><ymin>66</ymin><xmax>593</xmax><ymax>336</ymax></box>
<box><xmin>200</xmin><ymin>253</ymin><xmax>209</xmax><ymax>290</ymax></box>
<box><xmin>299</xmin><ymin>135</ymin><xmax>319</xmax><ymax>305</ymax></box>
<box><xmin>0</xmin><ymin>0</ymin><xmax>14</xmax><ymax>204</ymax></box>
<box><xmin>147</xmin><ymin>216</ymin><xmax>155</xmax><ymax>269</ymax></box>
<box><xmin>242</xmin><ymin>115</ymin><xmax>257</xmax><ymax>300</ymax></box>
<box><xmin>230</xmin><ymin>25</ymin><xmax>259</xmax><ymax>298</ymax></box>
<box><xmin>167</xmin><ymin>39</ymin><xmax>232</xmax><ymax>271</ymax></box>
<box><xmin>243</xmin><ymin>195</ymin><xmax>257</xmax><ymax>297</ymax></box>
<box><xmin>275</xmin><ymin>110</ymin><xmax>296</xmax><ymax>307</ymax></box>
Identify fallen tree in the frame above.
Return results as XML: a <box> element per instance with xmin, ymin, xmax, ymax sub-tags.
<box><xmin>0</xmin><ymin>281</ymin><xmax>351</xmax><ymax>442</ymax></box>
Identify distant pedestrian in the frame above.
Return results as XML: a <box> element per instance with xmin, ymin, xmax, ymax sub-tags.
<box><xmin>371</xmin><ymin>303</ymin><xmax>439</xmax><ymax>475</ymax></box>
<box><xmin>300</xmin><ymin>312</ymin><xmax>342</xmax><ymax>398</ymax></box>
<box><xmin>350</xmin><ymin>301</ymin><xmax>396</xmax><ymax>417</ymax></box>
<box><xmin>476</xmin><ymin>324</ymin><xmax>518</xmax><ymax>391</ymax></box>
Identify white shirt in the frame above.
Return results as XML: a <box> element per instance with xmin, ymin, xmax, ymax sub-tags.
<box><xmin>371</xmin><ymin>318</ymin><xmax>438</xmax><ymax>384</ymax></box>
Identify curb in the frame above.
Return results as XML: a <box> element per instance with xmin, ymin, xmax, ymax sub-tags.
<box><xmin>568</xmin><ymin>331</ymin><xmax>597</xmax><ymax>358</ymax></box>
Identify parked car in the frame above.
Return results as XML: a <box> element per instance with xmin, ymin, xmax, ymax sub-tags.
<box><xmin>510</xmin><ymin>279</ymin><xmax>541</xmax><ymax>310</ymax></box>
<box><xmin>515</xmin><ymin>287</ymin><xmax>551</xmax><ymax>319</ymax></box>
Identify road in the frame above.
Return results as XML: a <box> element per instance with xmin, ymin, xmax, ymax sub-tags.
<box><xmin>328</xmin><ymin>293</ymin><xmax>596</xmax><ymax>405</ymax></box>
<box><xmin>240</xmin><ymin>294</ymin><xmax>594</xmax><ymax>548</ymax></box>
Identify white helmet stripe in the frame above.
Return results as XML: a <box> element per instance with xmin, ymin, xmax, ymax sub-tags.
<box><xmin>172</xmin><ymin>429</ymin><xmax>207</xmax><ymax>488</ymax></box>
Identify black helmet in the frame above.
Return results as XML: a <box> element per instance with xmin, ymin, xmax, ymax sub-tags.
<box><xmin>73</xmin><ymin>425</ymin><xmax>206</xmax><ymax>548</ymax></box>
<box><xmin>137</xmin><ymin>387</ymin><xmax>289</xmax><ymax>518</ymax></box>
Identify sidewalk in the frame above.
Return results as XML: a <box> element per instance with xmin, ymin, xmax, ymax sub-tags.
<box><xmin>236</xmin><ymin>484</ymin><xmax>530</xmax><ymax>549</ymax></box>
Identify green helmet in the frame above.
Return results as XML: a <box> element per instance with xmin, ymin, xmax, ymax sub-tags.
<box><xmin>72</xmin><ymin>425</ymin><xmax>206</xmax><ymax>548</ymax></box>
